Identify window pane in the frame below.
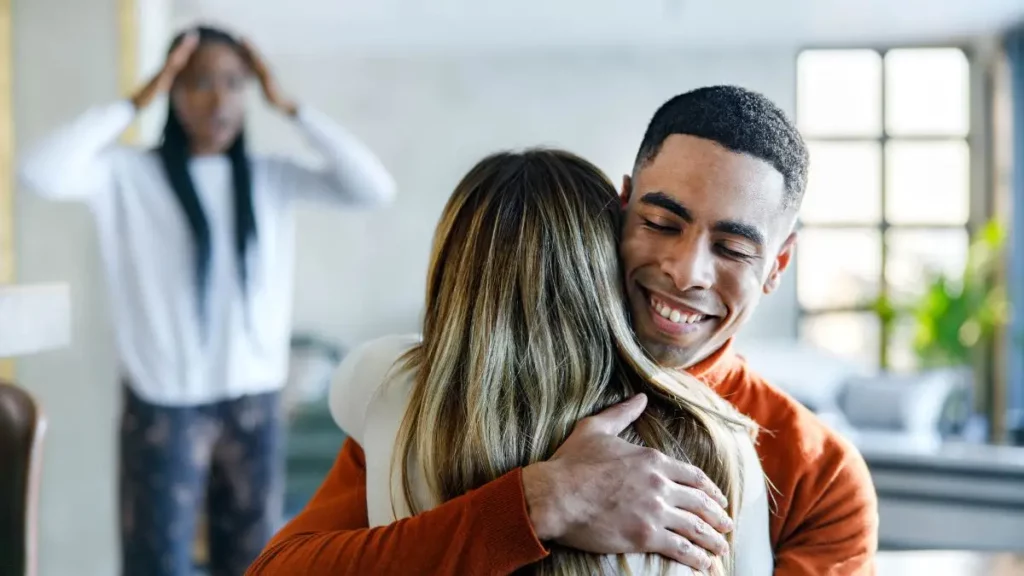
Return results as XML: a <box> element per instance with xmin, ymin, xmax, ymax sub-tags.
<box><xmin>886</xmin><ymin>228</ymin><xmax>969</xmax><ymax>300</ymax></box>
<box><xmin>801</xmin><ymin>142</ymin><xmax>882</xmax><ymax>224</ymax></box>
<box><xmin>798</xmin><ymin>50</ymin><xmax>882</xmax><ymax>137</ymax></box>
<box><xmin>885</xmin><ymin>140</ymin><xmax>970</xmax><ymax>225</ymax></box>
<box><xmin>885</xmin><ymin>48</ymin><xmax>969</xmax><ymax>137</ymax></box>
<box><xmin>888</xmin><ymin>317</ymin><xmax>920</xmax><ymax>373</ymax></box>
<box><xmin>797</xmin><ymin>229</ymin><xmax>882</xmax><ymax>310</ymax></box>
<box><xmin>801</xmin><ymin>312</ymin><xmax>881</xmax><ymax>368</ymax></box>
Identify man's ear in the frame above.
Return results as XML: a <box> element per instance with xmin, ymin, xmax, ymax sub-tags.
<box><xmin>620</xmin><ymin>174</ymin><xmax>632</xmax><ymax>208</ymax></box>
<box><xmin>764</xmin><ymin>231</ymin><xmax>797</xmax><ymax>295</ymax></box>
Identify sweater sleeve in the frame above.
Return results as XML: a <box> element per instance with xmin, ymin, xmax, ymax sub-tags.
<box><xmin>18</xmin><ymin>100</ymin><xmax>135</xmax><ymax>204</ymax></box>
<box><xmin>246</xmin><ymin>439</ymin><xmax>549</xmax><ymax>575</ymax></box>
<box><xmin>773</xmin><ymin>442</ymin><xmax>879</xmax><ymax>576</ymax></box>
<box><xmin>272</xmin><ymin>106</ymin><xmax>396</xmax><ymax>208</ymax></box>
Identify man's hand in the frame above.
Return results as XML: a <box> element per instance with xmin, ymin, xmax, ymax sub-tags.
<box><xmin>521</xmin><ymin>394</ymin><xmax>733</xmax><ymax>572</ymax></box>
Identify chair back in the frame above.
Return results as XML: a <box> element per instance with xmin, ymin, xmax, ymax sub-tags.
<box><xmin>0</xmin><ymin>381</ymin><xmax>45</xmax><ymax>576</ymax></box>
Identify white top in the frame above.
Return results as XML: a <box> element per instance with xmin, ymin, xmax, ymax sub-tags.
<box><xmin>331</xmin><ymin>334</ymin><xmax>774</xmax><ymax>575</ymax></box>
<box><xmin>18</xmin><ymin>101</ymin><xmax>396</xmax><ymax>406</ymax></box>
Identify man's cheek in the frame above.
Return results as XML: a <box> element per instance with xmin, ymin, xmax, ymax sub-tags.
<box><xmin>618</xmin><ymin>233</ymin><xmax>645</xmax><ymax>266</ymax></box>
<box><xmin>621</xmin><ymin>230</ymin><xmax>662</xmax><ymax>262</ymax></box>
<box><xmin>717</xmin><ymin>271</ymin><xmax>760</xmax><ymax>305</ymax></box>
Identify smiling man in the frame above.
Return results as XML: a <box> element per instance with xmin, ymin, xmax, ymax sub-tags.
<box><xmin>248</xmin><ymin>86</ymin><xmax>877</xmax><ymax>576</ymax></box>
<box><xmin>613</xmin><ymin>88</ymin><xmax>877</xmax><ymax>574</ymax></box>
<box><xmin>622</xmin><ymin>92</ymin><xmax>802</xmax><ymax>370</ymax></box>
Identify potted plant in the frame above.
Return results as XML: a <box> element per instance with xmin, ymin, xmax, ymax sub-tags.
<box><xmin>872</xmin><ymin>221</ymin><xmax>1009</xmax><ymax>441</ymax></box>
<box><xmin>874</xmin><ymin>220</ymin><xmax>1009</xmax><ymax>369</ymax></box>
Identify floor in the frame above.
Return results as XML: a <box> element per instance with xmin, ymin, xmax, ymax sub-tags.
<box><xmin>877</xmin><ymin>551</ymin><xmax>1024</xmax><ymax>576</ymax></box>
<box><xmin>196</xmin><ymin>551</ymin><xmax>1024</xmax><ymax>575</ymax></box>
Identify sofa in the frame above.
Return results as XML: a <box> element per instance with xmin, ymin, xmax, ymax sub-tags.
<box><xmin>734</xmin><ymin>340</ymin><xmax>976</xmax><ymax>451</ymax></box>
<box><xmin>736</xmin><ymin>339</ymin><xmax>1024</xmax><ymax>552</ymax></box>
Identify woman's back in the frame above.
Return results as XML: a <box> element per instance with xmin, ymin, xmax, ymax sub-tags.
<box><xmin>330</xmin><ymin>334</ymin><xmax>773</xmax><ymax>575</ymax></box>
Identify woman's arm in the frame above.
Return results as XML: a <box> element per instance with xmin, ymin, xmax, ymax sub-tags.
<box><xmin>19</xmin><ymin>35</ymin><xmax>198</xmax><ymax>203</ymax></box>
<box><xmin>272</xmin><ymin>107</ymin><xmax>397</xmax><ymax>208</ymax></box>
<box><xmin>240</xmin><ymin>39</ymin><xmax>396</xmax><ymax>208</ymax></box>
<box><xmin>18</xmin><ymin>102</ymin><xmax>135</xmax><ymax>202</ymax></box>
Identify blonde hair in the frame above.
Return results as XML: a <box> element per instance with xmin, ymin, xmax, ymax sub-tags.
<box><xmin>393</xmin><ymin>149</ymin><xmax>753</xmax><ymax>575</ymax></box>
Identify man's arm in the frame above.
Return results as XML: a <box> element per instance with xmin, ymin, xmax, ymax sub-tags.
<box><xmin>246</xmin><ymin>438</ymin><xmax>549</xmax><ymax>575</ymax></box>
<box><xmin>773</xmin><ymin>444</ymin><xmax>879</xmax><ymax>576</ymax></box>
<box><xmin>249</xmin><ymin>395</ymin><xmax>736</xmax><ymax>574</ymax></box>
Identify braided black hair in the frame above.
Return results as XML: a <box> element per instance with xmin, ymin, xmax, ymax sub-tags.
<box><xmin>159</xmin><ymin>26</ymin><xmax>255</xmax><ymax>331</ymax></box>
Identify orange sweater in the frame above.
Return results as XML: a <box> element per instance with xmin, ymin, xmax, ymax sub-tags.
<box><xmin>247</xmin><ymin>343</ymin><xmax>878</xmax><ymax>575</ymax></box>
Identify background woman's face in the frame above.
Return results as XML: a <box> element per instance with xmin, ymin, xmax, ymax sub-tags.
<box><xmin>170</xmin><ymin>42</ymin><xmax>249</xmax><ymax>154</ymax></box>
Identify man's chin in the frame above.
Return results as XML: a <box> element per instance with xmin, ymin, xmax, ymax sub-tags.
<box><xmin>637</xmin><ymin>333</ymin><xmax>707</xmax><ymax>370</ymax></box>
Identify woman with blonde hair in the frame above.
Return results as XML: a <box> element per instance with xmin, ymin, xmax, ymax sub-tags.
<box><xmin>289</xmin><ymin>149</ymin><xmax>770</xmax><ymax>574</ymax></box>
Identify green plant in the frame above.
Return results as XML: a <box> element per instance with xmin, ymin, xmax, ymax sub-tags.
<box><xmin>872</xmin><ymin>220</ymin><xmax>1010</xmax><ymax>368</ymax></box>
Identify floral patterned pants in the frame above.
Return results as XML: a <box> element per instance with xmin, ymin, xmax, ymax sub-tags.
<box><xmin>118</xmin><ymin>384</ymin><xmax>284</xmax><ymax>576</ymax></box>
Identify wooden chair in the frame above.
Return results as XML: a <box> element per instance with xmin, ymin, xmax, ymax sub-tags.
<box><xmin>0</xmin><ymin>381</ymin><xmax>46</xmax><ymax>576</ymax></box>
<box><xmin>0</xmin><ymin>283</ymin><xmax>67</xmax><ymax>576</ymax></box>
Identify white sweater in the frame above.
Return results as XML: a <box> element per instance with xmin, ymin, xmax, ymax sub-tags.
<box><xmin>19</xmin><ymin>101</ymin><xmax>396</xmax><ymax>406</ymax></box>
<box><xmin>331</xmin><ymin>334</ymin><xmax>774</xmax><ymax>575</ymax></box>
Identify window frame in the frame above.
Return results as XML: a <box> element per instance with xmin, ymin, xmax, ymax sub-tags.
<box><xmin>794</xmin><ymin>44</ymin><xmax>975</xmax><ymax>369</ymax></box>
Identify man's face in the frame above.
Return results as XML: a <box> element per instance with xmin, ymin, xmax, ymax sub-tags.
<box><xmin>620</xmin><ymin>134</ymin><xmax>797</xmax><ymax>369</ymax></box>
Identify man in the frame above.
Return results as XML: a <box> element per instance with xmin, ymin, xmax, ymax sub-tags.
<box><xmin>247</xmin><ymin>86</ymin><xmax>878</xmax><ymax>575</ymax></box>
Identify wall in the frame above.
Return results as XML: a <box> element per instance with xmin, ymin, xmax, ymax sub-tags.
<box><xmin>0</xmin><ymin>0</ymin><xmax>12</xmax><ymax>381</ymax></box>
<box><xmin>12</xmin><ymin>12</ymin><xmax>796</xmax><ymax>571</ymax></box>
<box><xmin>242</xmin><ymin>47</ymin><xmax>800</xmax><ymax>352</ymax></box>
<box><xmin>14</xmin><ymin>0</ymin><xmax>121</xmax><ymax>574</ymax></box>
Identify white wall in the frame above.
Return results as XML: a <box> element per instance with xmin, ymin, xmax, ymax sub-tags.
<box><xmin>135</xmin><ymin>0</ymin><xmax>175</xmax><ymax>142</ymax></box>
<box><xmin>14</xmin><ymin>1</ymin><xmax>121</xmax><ymax>575</ymax></box>
<box><xmin>12</xmin><ymin>13</ymin><xmax>797</xmax><ymax>571</ymax></box>
<box><xmin>243</xmin><ymin>47</ymin><xmax>800</xmax><ymax>352</ymax></box>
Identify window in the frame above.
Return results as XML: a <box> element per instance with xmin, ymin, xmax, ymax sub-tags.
<box><xmin>795</xmin><ymin>48</ymin><xmax>971</xmax><ymax>370</ymax></box>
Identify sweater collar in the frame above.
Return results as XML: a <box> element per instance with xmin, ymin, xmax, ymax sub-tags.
<box><xmin>683</xmin><ymin>339</ymin><xmax>739</xmax><ymax>387</ymax></box>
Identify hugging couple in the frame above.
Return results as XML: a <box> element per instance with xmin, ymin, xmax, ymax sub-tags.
<box><xmin>249</xmin><ymin>86</ymin><xmax>878</xmax><ymax>576</ymax></box>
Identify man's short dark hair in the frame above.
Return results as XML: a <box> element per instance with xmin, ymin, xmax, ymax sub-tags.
<box><xmin>634</xmin><ymin>85</ymin><xmax>809</xmax><ymax>209</ymax></box>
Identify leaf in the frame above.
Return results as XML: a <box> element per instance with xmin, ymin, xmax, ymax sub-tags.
<box><xmin>906</xmin><ymin>218</ymin><xmax>1008</xmax><ymax>367</ymax></box>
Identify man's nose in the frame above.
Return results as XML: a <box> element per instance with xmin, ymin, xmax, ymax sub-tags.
<box><xmin>661</xmin><ymin>240</ymin><xmax>715</xmax><ymax>292</ymax></box>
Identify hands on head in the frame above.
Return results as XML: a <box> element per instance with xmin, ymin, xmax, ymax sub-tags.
<box><xmin>521</xmin><ymin>394</ymin><xmax>733</xmax><ymax>573</ymax></box>
<box><xmin>129</xmin><ymin>28</ymin><xmax>296</xmax><ymax>117</ymax></box>
<box><xmin>239</xmin><ymin>38</ymin><xmax>297</xmax><ymax>116</ymax></box>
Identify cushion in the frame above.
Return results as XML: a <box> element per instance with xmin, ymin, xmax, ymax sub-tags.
<box><xmin>735</xmin><ymin>340</ymin><xmax>868</xmax><ymax>413</ymax></box>
<box><xmin>840</xmin><ymin>369</ymin><xmax>970</xmax><ymax>434</ymax></box>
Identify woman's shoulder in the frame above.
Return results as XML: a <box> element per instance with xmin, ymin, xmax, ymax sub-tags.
<box><xmin>738</xmin><ymin>433</ymin><xmax>767</xmax><ymax>504</ymax></box>
<box><xmin>731</xmin><ymin>433</ymin><xmax>774</xmax><ymax>575</ymax></box>
<box><xmin>328</xmin><ymin>334</ymin><xmax>420</xmax><ymax>442</ymax></box>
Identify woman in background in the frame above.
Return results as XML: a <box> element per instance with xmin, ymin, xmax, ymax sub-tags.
<box><xmin>18</xmin><ymin>26</ymin><xmax>395</xmax><ymax>576</ymax></box>
<box><xmin>254</xmin><ymin>150</ymin><xmax>771</xmax><ymax>575</ymax></box>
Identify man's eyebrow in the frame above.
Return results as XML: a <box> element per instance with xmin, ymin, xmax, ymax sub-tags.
<box><xmin>639</xmin><ymin>192</ymin><xmax>691</xmax><ymax>222</ymax></box>
<box><xmin>714</xmin><ymin>220</ymin><xmax>765</xmax><ymax>246</ymax></box>
<box><xmin>639</xmin><ymin>191</ymin><xmax>765</xmax><ymax>246</ymax></box>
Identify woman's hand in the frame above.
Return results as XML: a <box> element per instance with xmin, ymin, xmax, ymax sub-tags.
<box><xmin>241</xmin><ymin>38</ymin><xmax>298</xmax><ymax>117</ymax></box>
<box><xmin>130</xmin><ymin>31</ymin><xmax>199</xmax><ymax>110</ymax></box>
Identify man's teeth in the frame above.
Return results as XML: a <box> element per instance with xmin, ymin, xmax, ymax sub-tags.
<box><xmin>651</xmin><ymin>297</ymin><xmax>705</xmax><ymax>324</ymax></box>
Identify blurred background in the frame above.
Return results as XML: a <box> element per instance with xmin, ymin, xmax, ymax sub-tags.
<box><xmin>4</xmin><ymin>0</ymin><xmax>1024</xmax><ymax>574</ymax></box>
